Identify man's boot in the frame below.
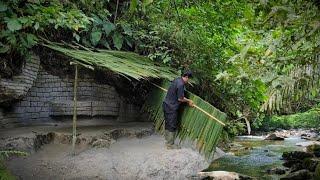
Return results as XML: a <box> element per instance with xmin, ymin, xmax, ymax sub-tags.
<box><xmin>165</xmin><ymin>130</ymin><xmax>180</xmax><ymax>149</ymax></box>
<box><xmin>164</xmin><ymin>130</ymin><xmax>172</xmax><ymax>145</ymax></box>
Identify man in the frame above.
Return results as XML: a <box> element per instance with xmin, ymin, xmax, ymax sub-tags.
<box><xmin>162</xmin><ymin>70</ymin><xmax>194</xmax><ymax>149</ymax></box>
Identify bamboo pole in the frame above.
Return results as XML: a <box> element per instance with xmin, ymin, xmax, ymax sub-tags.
<box><xmin>151</xmin><ymin>82</ymin><xmax>226</xmax><ymax>126</ymax></box>
<box><xmin>71</xmin><ymin>62</ymin><xmax>78</xmax><ymax>155</ymax></box>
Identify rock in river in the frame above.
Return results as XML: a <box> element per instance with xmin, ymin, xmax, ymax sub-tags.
<box><xmin>264</xmin><ymin>133</ymin><xmax>285</xmax><ymax>140</ymax></box>
<box><xmin>197</xmin><ymin>171</ymin><xmax>253</xmax><ymax>180</ymax></box>
<box><xmin>280</xmin><ymin>169</ymin><xmax>312</xmax><ymax>180</ymax></box>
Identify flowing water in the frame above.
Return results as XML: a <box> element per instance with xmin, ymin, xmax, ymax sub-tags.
<box><xmin>208</xmin><ymin>136</ymin><xmax>307</xmax><ymax>179</ymax></box>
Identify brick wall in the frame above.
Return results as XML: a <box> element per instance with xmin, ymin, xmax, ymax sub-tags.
<box><xmin>0</xmin><ymin>65</ymin><xmax>142</xmax><ymax>128</ymax></box>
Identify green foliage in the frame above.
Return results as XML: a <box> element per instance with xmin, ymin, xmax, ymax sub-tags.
<box><xmin>0</xmin><ymin>0</ymin><xmax>91</xmax><ymax>56</ymax></box>
<box><xmin>143</xmin><ymin>80</ymin><xmax>227</xmax><ymax>158</ymax></box>
<box><xmin>223</xmin><ymin>122</ymin><xmax>247</xmax><ymax>140</ymax></box>
<box><xmin>259</xmin><ymin>108</ymin><xmax>320</xmax><ymax>130</ymax></box>
<box><xmin>128</xmin><ymin>0</ymin><xmax>320</xmax><ymax>130</ymax></box>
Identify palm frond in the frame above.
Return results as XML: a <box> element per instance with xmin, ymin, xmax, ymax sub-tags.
<box><xmin>42</xmin><ymin>43</ymin><xmax>179</xmax><ymax>81</ymax></box>
<box><xmin>261</xmin><ymin>63</ymin><xmax>320</xmax><ymax>113</ymax></box>
<box><xmin>143</xmin><ymin>80</ymin><xmax>227</xmax><ymax>158</ymax></box>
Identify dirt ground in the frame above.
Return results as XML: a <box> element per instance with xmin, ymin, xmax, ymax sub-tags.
<box><xmin>2</xmin><ymin>122</ymin><xmax>209</xmax><ymax>180</ymax></box>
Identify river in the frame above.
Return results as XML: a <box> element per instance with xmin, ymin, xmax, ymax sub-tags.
<box><xmin>208</xmin><ymin>136</ymin><xmax>307</xmax><ymax>179</ymax></box>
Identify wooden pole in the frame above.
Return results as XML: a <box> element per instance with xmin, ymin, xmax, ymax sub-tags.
<box><xmin>72</xmin><ymin>63</ymin><xmax>78</xmax><ymax>155</ymax></box>
<box><xmin>151</xmin><ymin>82</ymin><xmax>226</xmax><ymax>126</ymax></box>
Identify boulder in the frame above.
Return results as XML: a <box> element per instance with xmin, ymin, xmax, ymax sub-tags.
<box><xmin>303</xmin><ymin>158</ymin><xmax>320</xmax><ymax>172</ymax></box>
<box><xmin>315</xmin><ymin>163</ymin><xmax>320</xmax><ymax>179</ymax></box>
<box><xmin>282</xmin><ymin>151</ymin><xmax>314</xmax><ymax>161</ymax></box>
<box><xmin>266</xmin><ymin>167</ymin><xmax>287</xmax><ymax>175</ymax></box>
<box><xmin>306</xmin><ymin>144</ymin><xmax>320</xmax><ymax>157</ymax></box>
<box><xmin>301</xmin><ymin>132</ymin><xmax>318</xmax><ymax>141</ymax></box>
<box><xmin>197</xmin><ymin>171</ymin><xmax>253</xmax><ymax>180</ymax></box>
<box><xmin>265</xmin><ymin>133</ymin><xmax>285</xmax><ymax>140</ymax></box>
<box><xmin>282</xmin><ymin>151</ymin><xmax>314</xmax><ymax>170</ymax></box>
<box><xmin>283</xmin><ymin>160</ymin><xmax>302</xmax><ymax>168</ymax></box>
<box><xmin>280</xmin><ymin>169</ymin><xmax>312</xmax><ymax>180</ymax></box>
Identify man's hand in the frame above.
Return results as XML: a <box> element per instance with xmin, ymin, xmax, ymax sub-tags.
<box><xmin>188</xmin><ymin>100</ymin><xmax>194</xmax><ymax>107</ymax></box>
<box><xmin>178</xmin><ymin>97</ymin><xmax>194</xmax><ymax>107</ymax></box>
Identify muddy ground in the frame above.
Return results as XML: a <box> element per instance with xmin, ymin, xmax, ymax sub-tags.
<box><xmin>1</xmin><ymin>122</ymin><xmax>209</xmax><ymax>180</ymax></box>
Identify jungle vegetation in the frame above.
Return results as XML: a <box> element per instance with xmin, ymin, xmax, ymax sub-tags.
<box><xmin>1</xmin><ymin>0</ymin><xmax>320</xmax><ymax>136</ymax></box>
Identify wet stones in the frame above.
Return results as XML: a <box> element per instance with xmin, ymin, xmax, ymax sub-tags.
<box><xmin>197</xmin><ymin>171</ymin><xmax>254</xmax><ymax>180</ymax></box>
<box><xmin>264</xmin><ymin>133</ymin><xmax>285</xmax><ymax>140</ymax></box>
<box><xmin>282</xmin><ymin>151</ymin><xmax>314</xmax><ymax>162</ymax></box>
<box><xmin>306</xmin><ymin>144</ymin><xmax>320</xmax><ymax>157</ymax></box>
<box><xmin>280</xmin><ymin>169</ymin><xmax>313</xmax><ymax>180</ymax></box>
<box><xmin>266</xmin><ymin>167</ymin><xmax>287</xmax><ymax>175</ymax></box>
<box><xmin>301</xmin><ymin>132</ymin><xmax>319</xmax><ymax>141</ymax></box>
<box><xmin>280</xmin><ymin>150</ymin><xmax>320</xmax><ymax>179</ymax></box>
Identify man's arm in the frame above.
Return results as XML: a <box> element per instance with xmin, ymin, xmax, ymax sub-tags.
<box><xmin>178</xmin><ymin>97</ymin><xmax>194</xmax><ymax>107</ymax></box>
<box><xmin>177</xmin><ymin>84</ymin><xmax>194</xmax><ymax>107</ymax></box>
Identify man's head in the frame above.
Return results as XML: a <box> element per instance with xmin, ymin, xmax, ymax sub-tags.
<box><xmin>181</xmin><ymin>70</ymin><xmax>192</xmax><ymax>83</ymax></box>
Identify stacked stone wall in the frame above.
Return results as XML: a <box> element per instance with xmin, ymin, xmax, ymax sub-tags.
<box><xmin>0</xmin><ymin>65</ymin><xmax>142</xmax><ymax>128</ymax></box>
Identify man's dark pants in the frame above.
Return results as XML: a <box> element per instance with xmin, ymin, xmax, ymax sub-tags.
<box><xmin>162</xmin><ymin>103</ymin><xmax>178</xmax><ymax>132</ymax></box>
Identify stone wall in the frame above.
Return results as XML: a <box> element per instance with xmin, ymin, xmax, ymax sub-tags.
<box><xmin>0</xmin><ymin>65</ymin><xmax>141</xmax><ymax>128</ymax></box>
<box><xmin>0</xmin><ymin>55</ymin><xmax>40</xmax><ymax>104</ymax></box>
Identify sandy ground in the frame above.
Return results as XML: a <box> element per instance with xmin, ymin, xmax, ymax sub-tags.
<box><xmin>3</xmin><ymin>123</ymin><xmax>209</xmax><ymax>180</ymax></box>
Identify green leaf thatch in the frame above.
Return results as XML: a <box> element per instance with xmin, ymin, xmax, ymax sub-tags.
<box><xmin>43</xmin><ymin>43</ymin><xmax>179</xmax><ymax>81</ymax></box>
<box><xmin>143</xmin><ymin>80</ymin><xmax>227</xmax><ymax>158</ymax></box>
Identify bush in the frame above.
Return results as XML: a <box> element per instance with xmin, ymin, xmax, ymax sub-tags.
<box><xmin>260</xmin><ymin>108</ymin><xmax>320</xmax><ymax>130</ymax></box>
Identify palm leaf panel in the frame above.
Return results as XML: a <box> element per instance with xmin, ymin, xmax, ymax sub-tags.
<box><xmin>143</xmin><ymin>80</ymin><xmax>227</xmax><ymax>158</ymax></box>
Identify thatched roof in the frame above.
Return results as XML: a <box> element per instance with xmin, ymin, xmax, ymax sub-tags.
<box><xmin>43</xmin><ymin>43</ymin><xmax>179</xmax><ymax>81</ymax></box>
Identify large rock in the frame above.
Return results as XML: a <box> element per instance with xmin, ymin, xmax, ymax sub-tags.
<box><xmin>282</xmin><ymin>151</ymin><xmax>314</xmax><ymax>161</ymax></box>
<box><xmin>282</xmin><ymin>151</ymin><xmax>314</xmax><ymax>170</ymax></box>
<box><xmin>197</xmin><ymin>171</ymin><xmax>253</xmax><ymax>180</ymax></box>
<box><xmin>301</xmin><ymin>132</ymin><xmax>319</xmax><ymax>141</ymax></box>
<box><xmin>280</xmin><ymin>169</ymin><xmax>313</xmax><ymax>180</ymax></box>
<box><xmin>306</xmin><ymin>144</ymin><xmax>320</xmax><ymax>157</ymax></box>
<box><xmin>266</xmin><ymin>167</ymin><xmax>287</xmax><ymax>175</ymax></box>
<box><xmin>265</xmin><ymin>133</ymin><xmax>285</xmax><ymax>140</ymax></box>
<box><xmin>315</xmin><ymin>163</ymin><xmax>320</xmax><ymax>179</ymax></box>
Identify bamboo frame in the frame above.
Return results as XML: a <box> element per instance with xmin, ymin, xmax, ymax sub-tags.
<box><xmin>71</xmin><ymin>62</ymin><xmax>78</xmax><ymax>155</ymax></box>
